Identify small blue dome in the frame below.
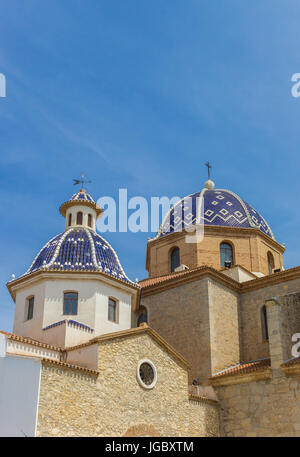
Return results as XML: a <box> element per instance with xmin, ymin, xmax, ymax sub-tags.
<box><xmin>26</xmin><ymin>228</ymin><xmax>133</xmax><ymax>283</ymax></box>
<box><xmin>156</xmin><ymin>188</ymin><xmax>274</xmax><ymax>240</ymax></box>
<box><xmin>70</xmin><ymin>190</ymin><xmax>94</xmax><ymax>202</ymax></box>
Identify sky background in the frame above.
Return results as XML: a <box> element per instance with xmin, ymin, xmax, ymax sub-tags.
<box><xmin>1</xmin><ymin>0</ymin><xmax>300</xmax><ymax>331</ymax></box>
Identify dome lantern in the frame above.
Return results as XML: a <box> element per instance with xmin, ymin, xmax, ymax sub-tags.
<box><xmin>59</xmin><ymin>188</ymin><xmax>103</xmax><ymax>232</ymax></box>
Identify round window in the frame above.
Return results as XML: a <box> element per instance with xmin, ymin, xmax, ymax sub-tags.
<box><xmin>137</xmin><ymin>359</ymin><xmax>157</xmax><ymax>389</ymax></box>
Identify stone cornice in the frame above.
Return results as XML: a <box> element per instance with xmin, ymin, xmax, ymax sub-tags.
<box><xmin>203</xmin><ymin>225</ymin><xmax>284</xmax><ymax>251</ymax></box>
<box><xmin>66</xmin><ymin>325</ymin><xmax>190</xmax><ymax>370</ymax></box>
<box><xmin>281</xmin><ymin>358</ymin><xmax>300</xmax><ymax>376</ymax></box>
<box><xmin>281</xmin><ymin>365</ymin><xmax>300</xmax><ymax>376</ymax></box>
<box><xmin>59</xmin><ymin>199</ymin><xmax>103</xmax><ymax>218</ymax></box>
<box><xmin>0</xmin><ymin>330</ymin><xmax>63</xmax><ymax>352</ymax></box>
<box><xmin>7</xmin><ymin>269</ymin><xmax>140</xmax><ymax>310</ymax></box>
<box><xmin>188</xmin><ymin>394</ymin><xmax>219</xmax><ymax>406</ymax></box>
<box><xmin>41</xmin><ymin>358</ymin><xmax>99</xmax><ymax>376</ymax></box>
<box><xmin>141</xmin><ymin>265</ymin><xmax>300</xmax><ymax>297</ymax></box>
<box><xmin>210</xmin><ymin>368</ymin><xmax>272</xmax><ymax>386</ymax></box>
<box><xmin>146</xmin><ymin>224</ymin><xmax>284</xmax><ymax>272</ymax></box>
<box><xmin>240</xmin><ymin>265</ymin><xmax>300</xmax><ymax>293</ymax></box>
<box><xmin>141</xmin><ymin>266</ymin><xmax>240</xmax><ymax>297</ymax></box>
<box><xmin>147</xmin><ymin>225</ymin><xmax>285</xmax><ymax>252</ymax></box>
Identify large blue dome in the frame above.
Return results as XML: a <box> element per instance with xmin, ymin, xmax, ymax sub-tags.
<box><xmin>155</xmin><ymin>187</ymin><xmax>274</xmax><ymax>240</ymax></box>
<box><xmin>26</xmin><ymin>227</ymin><xmax>133</xmax><ymax>284</ymax></box>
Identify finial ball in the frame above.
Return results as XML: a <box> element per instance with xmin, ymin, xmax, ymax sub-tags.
<box><xmin>204</xmin><ymin>179</ymin><xmax>215</xmax><ymax>190</ymax></box>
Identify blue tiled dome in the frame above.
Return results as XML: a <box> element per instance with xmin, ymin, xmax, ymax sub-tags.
<box><xmin>156</xmin><ymin>188</ymin><xmax>274</xmax><ymax>240</ymax></box>
<box><xmin>70</xmin><ymin>190</ymin><xmax>94</xmax><ymax>202</ymax></box>
<box><xmin>26</xmin><ymin>228</ymin><xmax>133</xmax><ymax>283</ymax></box>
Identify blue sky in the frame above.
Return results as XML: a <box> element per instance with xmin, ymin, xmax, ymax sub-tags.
<box><xmin>1</xmin><ymin>0</ymin><xmax>300</xmax><ymax>331</ymax></box>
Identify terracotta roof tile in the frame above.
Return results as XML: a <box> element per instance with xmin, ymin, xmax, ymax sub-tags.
<box><xmin>0</xmin><ymin>330</ymin><xmax>63</xmax><ymax>352</ymax></box>
<box><xmin>189</xmin><ymin>394</ymin><xmax>219</xmax><ymax>405</ymax></box>
<box><xmin>41</xmin><ymin>358</ymin><xmax>99</xmax><ymax>375</ymax></box>
<box><xmin>66</xmin><ymin>324</ymin><xmax>190</xmax><ymax>369</ymax></box>
<box><xmin>282</xmin><ymin>357</ymin><xmax>300</xmax><ymax>367</ymax></box>
<box><xmin>139</xmin><ymin>266</ymin><xmax>229</xmax><ymax>289</ymax></box>
<box><xmin>139</xmin><ymin>271</ymin><xmax>186</xmax><ymax>288</ymax></box>
<box><xmin>211</xmin><ymin>358</ymin><xmax>271</xmax><ymax>379</ymax></box>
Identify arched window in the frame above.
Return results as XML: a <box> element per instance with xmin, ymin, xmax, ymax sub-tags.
<box><xmin>26</xmin><ymin>296</ymin><xmax>34</xmax><ymax>320</ymax></box>
<box><xmin>170</xmin><ymin>247</ymin><xmax>180</xmax><ymax>272</ymax></box>
<box><xmin>88</xmin><ymin>214</ymin><xmax>92</xmax><ymax>228</ymax></box>
<box><xmin>261</xmin><ymin>305</ymin><xmax>269</xmax><ymax>340</ymax></box>
<box><xmin>137</xmin><ymin>308</ymin><xmax>148</xmax><ymax>327</ymax></box>
<box><xmin>76</xmin><ymin>211</ymin><xmax>83</xmax><ymax>225</ymax></box>
<box><xmin>220</xmin><ymin>242</ymin><xmax>233</xmax><ymax>268</ymax></box>
<box><xmin>267</xmin><ymin>252</ymin><xmax>274</xmax><ymax>275</ymax></box>
<box><xmin>108</xmin><ymin>298</ymin><xmax>118</xmax><ymax>322</ymax></box>
<box><xmin>68</xmin><ymin>213</ymin><xmax>72</xmax><ymax>226</ymax></box>
<box><xmin>63</xmin><ymin>292</ymin><xmax>78</xmax><ymax>315</ymax></box>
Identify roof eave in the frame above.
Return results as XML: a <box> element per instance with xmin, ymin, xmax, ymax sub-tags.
<box><xmin>59</xmin><ymin>200</ymin><xmax>103</xmax><ymax>218</ymax></box>
<box><xmin>7</xmin><ymin>269</ymin><xmax>140</xmax><ymax>302</ymax></box>
<box><xmin>147</xmin><ymin>225</ymin><xmax>284</xmax><ymax>252</ymax></box>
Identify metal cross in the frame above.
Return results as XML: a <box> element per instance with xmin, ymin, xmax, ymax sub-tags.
<box><xmin>205</xmin><ymin>161</ymin><xmax>212</xmax><ymax>179</ymax></box>
<box><xmin>73</xmin><ymin>173</ymin><xmax>92</xmax><ymax>188</ymax></box>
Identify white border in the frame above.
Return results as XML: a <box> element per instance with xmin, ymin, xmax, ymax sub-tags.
<box><xmin>136</xmin><ymin>358</ymin><xmax>157</xmax><ymax>390</ymax></box>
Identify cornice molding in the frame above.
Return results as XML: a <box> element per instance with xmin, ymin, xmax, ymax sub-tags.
<box><xmin>0</xmin><ymin>330</ymin><xmax>63</xmax><ymax>352</ymax></box>
<box><xmin>141</xmin><ymin>266</ymin><xmax>240</xmax><ymax>297</ymax></box>
<box><xmin>240</xmin><ymin>265</ymin><xmax>300</xmax><ymax>293</ymax></box>
<box><xmin>41</xmin><ymin>358</ymin><xmax>99</xmax><ymax>376</ymax></box>
<box><xmin>59</xmin><ymin>199</ymin><xmax>103</xmax><ymax>218</ymax></box>
<box><xmin>147</xmin><ymin>225</ymin><xmax>285</xmax><ymax>252</ymax></box>
<box><xmin>210</xmin><ymin>368</ymin><xmax>272</xmax><ymax>387</ymax></box>
<box><xmin>66</xmin><ymin>325</ymin><xmax>190</xmax><ymax>370</ymax></box>
<box><xmin>7</xmin><ymin>269</ymin><xmax>140</xmax><ymax>310</ymax></box>
<box><xmin>141</xmin><ymin>265</ymin><xmax>300</xmax><ymax>297</ymax></box>
<box><xmin>281</xmin><ymin>361</ymin><xmax>300</xmax><ymax>376</ymax></box>
<box><xmin>188</xmin><ymin>394</ymin><xmax>219</xmax><ymax>406</ymax></box>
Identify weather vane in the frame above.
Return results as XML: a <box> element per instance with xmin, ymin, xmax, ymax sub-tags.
<box><xmin>73</xmin><ymin>173</ymin><xmax>92</xmax><ymax>189</ymax></box>
<box><xmin>205</xmin><ymin>161</ymin><xmax>212</xmax><ymax>179</ymax></box>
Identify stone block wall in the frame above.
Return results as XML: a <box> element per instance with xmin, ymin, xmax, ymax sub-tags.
<box><xmin>240</xmin><ymin>278</ymin><xmax>300</xmax><ymax>363</ymax></box>
<box><xmin>141</xmin><ymin>279</ymin><xmax>212</xmax><ymax>383</ymax></box>
<box><xmin>36</xmin><ymin>332</ymin><xmax>219</xmax><ymax>437</ymax></box>
<box><xmin>216</xmin><ymin>371</ymin><xmax>300</xmax><ymax>437</ymax></box>
<box><xmin>142</xmin><ymin>277</ymin><xmax>241</xmax><ymax>383</ymax></box>
<box><xmin>208</xmin><ymin>280</ymin><xmax>240</xmax><ymax>375</ymax></box>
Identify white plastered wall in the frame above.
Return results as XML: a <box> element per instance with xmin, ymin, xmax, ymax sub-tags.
<box><xmin>65</xmin><ymin>204</ymin><xmax>97</xmax><ymax>231</ymax></box>
<box><xmin>12</xmin><ymin>275</ymin><xmax>134</xmax><ymax>347</ymax></box>
<box><xmin>0</xmin><ymin>334</ymin><xmax>41</xmax><ymax>437</ymax></box>
<box><xmin>13</xmin><ymin>281</ymin><xmax>46</xmax><ymax>340</ymax></box>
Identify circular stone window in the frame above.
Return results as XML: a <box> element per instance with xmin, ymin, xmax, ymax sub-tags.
<box><xmin>137</xmin><ymin>359</ymin><xmax>157</xmax><ymax>389</ymax></box>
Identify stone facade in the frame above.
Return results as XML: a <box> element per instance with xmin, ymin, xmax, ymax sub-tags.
<box><xmin>36</xmin><ymin>330</ymin><xmax>219</xmax><ymax>437</ymax></box>
<box><xmin>239</xmin><ymin>278</ymin><xmax>300</xmax><ymax>363</ymax></box>
<box><xmin>141</xmin><ymin>268</ymin><xmax>300</xmax><ymax>380</ymax></box>
<box><xmin>141</xmin><ymin>275</ymin><xmax>240</xmax><ymax>383</ymax></box>
<box><xmin>215</xmin><ymin>371</ymin><xmax>300</xmax><ymax>437</ymax></box>
<box><xmin>212</xmin><ymin>297</ymin><xmax>300</xmax><ymax>436</ymax></box>
<box><xmin>141</xmin><ymin>278</ymin><xmax>212</xmax><ymax>383</ymax></box>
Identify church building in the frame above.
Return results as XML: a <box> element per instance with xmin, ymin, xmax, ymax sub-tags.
<box><xmin>1</xmin><ymin>177</ymin><xmax>300</xmax><ymax>437</ymax></box>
